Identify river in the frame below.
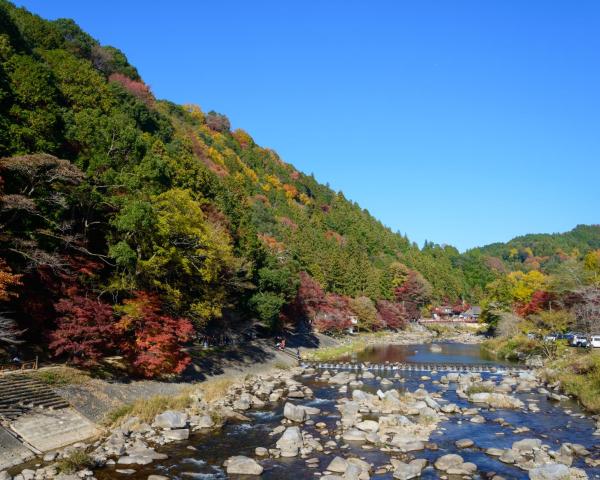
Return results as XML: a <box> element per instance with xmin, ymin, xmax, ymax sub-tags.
<box><xmin>95</xmin><ymin>343</ymin><xmax>600</xmax><ymax>480</ymax></box>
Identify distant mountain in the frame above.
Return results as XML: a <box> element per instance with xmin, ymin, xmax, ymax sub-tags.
<box><xmin>474</xmin><ymin>225</ymin><xmax>600</xmax><ymax>272</ymax></box>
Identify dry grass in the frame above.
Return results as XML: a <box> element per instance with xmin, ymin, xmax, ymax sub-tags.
<box><xmin>29</xmin><ymin>366</ymin><xmax>91</xmax><ymax>386</ymax></box>
<box><xmin>196</xmin><ymin>377</ymin><xmax>234</xmax><ymax>403</ymax></box>
<box><xmin>104</xmin><ymin>378</ymin><xmax>235</xmax><ymax>426</ymax></box>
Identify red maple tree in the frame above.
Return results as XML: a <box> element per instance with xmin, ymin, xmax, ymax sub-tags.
<box><xmin>376</xmin><ymin>300</ymin><xmax>406</xmax><ymax>330</ymax></box>
<box><xmin>117</xmin><ymin>292</ymin><xmax>194</xmax><ymax>378</ymax></box>
<box><xmin>313</xmin><ymin>293</ymin><xmax>352</xmax><ymax>334</ymax></box>
<box><xmin>516</xmin><ymin>290</ymin><xmax>554</xmax><ymax>317</ymax></box>
<box><xmin>49</xmin><ymin>296</ymin><xmax>117</xmax><ymax>366</ymax></box>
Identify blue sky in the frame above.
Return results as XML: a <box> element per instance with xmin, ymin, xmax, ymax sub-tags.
<box><xmin>16</xmin><ymin>1</ymin><xmax>600</xmax><ymax>251</ymax></box>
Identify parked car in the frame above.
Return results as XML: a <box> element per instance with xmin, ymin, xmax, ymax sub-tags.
<box><xmin>569</xmin><ymin>334</ymin><xmax>589</xmax><ymax>347</ymax></box>
<box><xmin>590</xmin><ymin>335</ymin><xmax>600</xmax><ymax>348</ymax></box>
<box><xmin>544</xmin><ymin>333</ymin><xmax>558</xmax><ymax>342</ymax></box>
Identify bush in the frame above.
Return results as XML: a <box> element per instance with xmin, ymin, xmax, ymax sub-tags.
<box><xmin>56</xmin><ymin>450</ymin><xmax>92</xmax><ymax>474</ymax></box>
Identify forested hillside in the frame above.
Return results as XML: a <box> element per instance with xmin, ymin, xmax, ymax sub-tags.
<box><xmin>475</xmin><ymin>225</ymin><xmax>600</xmax><ymax>272</ymax></box>
<box><xmin>0</xmin><ymin>2</ymin><xmax>598</xmax><ymax>377</ymax></box>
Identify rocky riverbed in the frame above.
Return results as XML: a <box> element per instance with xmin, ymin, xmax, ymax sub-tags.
<box><xmin>6</xmin><ymin>347</ymin><xmax>600</xmax><ymax>480</ymax></box>
<box><xmin>0</xmin><ymin>338</ymin><xmax>600</xmax><ymax>480</ymax></box>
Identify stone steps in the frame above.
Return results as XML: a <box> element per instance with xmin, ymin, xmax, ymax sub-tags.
<box><xmin>0</xmin><ymin>374</ymin><xmax>70</xmax><ymax>420</ymax></box>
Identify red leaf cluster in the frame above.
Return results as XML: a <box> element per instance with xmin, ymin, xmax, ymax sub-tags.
<box><xmin>375</xmin><ymin>300</ymin><xmax>406</xmax><ymax>330</ymax></box>
<box><xmin>394</xmin><ymin>270</ymin><xmax>431</xmax><ymax>321</ymax></box>
<box><xmin>49</xmin><ymin>296</ymin><xmax>116</xmax><ymax>366</ymax></box>
<box><xmin>109</xmin><ymin>73</ymin><xmax>154</xmax><ymax>106</ymax></box>
<box><xmin>516</xmin><ymin>290</ymin><xmax>554</xmax><ymax>317</ymax></box>
<box><xmin>293</xmin><ymin>272</ymin><xmax>352</xmax><ymax>334</ymax></box>
<box><xmin>117</xmin><ymin>292</ymin><xmax>194</xmax><ymax>378</ymax></box>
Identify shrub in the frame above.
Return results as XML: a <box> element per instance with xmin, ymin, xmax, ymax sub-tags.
<box><xmin>56</xmin><ymin>450</ymin><xmax>92</xmax><ymax>474</ymax></box>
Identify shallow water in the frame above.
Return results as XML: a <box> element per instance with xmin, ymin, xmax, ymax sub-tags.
<box><xmin>94</xmin><ymin>344</ymin><xmax>600</xmax><ymax>480</ymax></box>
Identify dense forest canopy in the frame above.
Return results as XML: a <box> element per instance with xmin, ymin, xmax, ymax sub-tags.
<box><xmin>0</xmin><ymin>1</ymin><xmax>598</xmax><ymax>376</ymax></box>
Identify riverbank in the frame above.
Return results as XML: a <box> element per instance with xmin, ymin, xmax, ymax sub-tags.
<box><xmin>482</xmin><ymin>335</ymin><xmax>600</xmax><ymax>413</ymax></box>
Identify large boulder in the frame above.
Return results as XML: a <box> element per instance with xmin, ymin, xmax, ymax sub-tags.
<box><xmin>153</xmin><ymin>410</ymin><xmax>188</xmax><ymax>429</ymax></box>
<box><xmin>329</xmin><ymin>372</ymin><xmax>356</xmax><ymax>385</ymax></box>
<box><xmin>470</xmin><ymin>392</ymin><xmax>524</xmax><ymax>409</ymax></box>
<box><xmin>283</xmin><ymin>402</ymin><xmax>306</xmax><ymax>422</ymax></box>
<box><xmin>225</xmin><ymin>456</ymin><xmax>264</xmax><ymax>475</ymax></box>
<box><xmin>356</xmin><ymin>420</ymin><xmax>379</xmax><ymax>433</ymax></box>
<box><xmin>276</xmin><ymin>426</ymin><xmax>303</xmax><ymax>457</ymax></box>
<box><xmin>393</xmin><ymin>459</ymin><xmax>427</xmax><ymax>479</ymax></box>
<box><xmin>327</xmin><ymin>456</ymin><xmax>348</xmax><ymax>473</ymax></box>
<box><xmin>434</xmin><ymin>454</ymin><xmax>464</xmax><ymax>472</ymax></box>
<box><xmin>513</xmin><ymin>438</ymin><xmax>543</xmax><ymax>453</ymax></box>
<box><xmin>528</xmin><ymin>463</ymin><xmax>588</xmax><ymax>480</ymax></box>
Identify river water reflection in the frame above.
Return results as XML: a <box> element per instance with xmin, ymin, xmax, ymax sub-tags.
<box><xmin>348</xmin><ymin>343</ymin><xmax>504</xmax><ymax>365</ymax></box>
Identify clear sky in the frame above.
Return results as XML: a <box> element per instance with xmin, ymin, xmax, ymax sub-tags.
<box><xmin>15</xmin><ymin>1</ymin><xmax>600</xmax><ymax>251</ymax></box>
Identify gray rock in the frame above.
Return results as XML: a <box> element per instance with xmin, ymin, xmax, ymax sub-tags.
<box><xmin>225</xmin><ymin>455</ymin><xmax>264</xmax><ymax>475</ymax></box>
<box><xmin>191</xmin><ymin>414</ymin><xmax>214</xmax><ymax>429</ymax></box>
<box><xmin>327</xmin><ymin>456</ymin><xmax>348</xmax><ymax>473</ymax></box>
<box><xmin>455</xmin><ymin>438</ymin><xmax>474</xmax><ymax>449</ymax></box>
<box><xmin>276</xmin><ymin>426</ymin><xmax>303</xmax><ymax>457</ymax></box>
<box><xmin>164</xmin><ymin>428</ymin><xmax>189</xmax><ymax>441</ymax></box>
<box><xmin>434</xmin><ymin>454</ymin><xmax>464</xmax><ymax>471</ymax></box>
<box><xmin>355</xmin><ymin>420</ymin><xmax>379</xmax><ymax>433</ymax></box>
<box><xmin>344</xmin><ymin>463</ymin><xmax>362</xmax><ymax>480</ymax></box>
<box><xmin>528</xmin><ymin>464</ymin><xmax>571</xmax><ymax>480</ymax></box>
<box><xmin>118</xmin><ymin>455</ymin><xmax>154</xmax><ymax>465</ymax></box>
<box><xmin>284</xmin><ymin>402</ymin><xmax>306</xmax><ymax>422</ymax></box>
<box><xmin>329</xmin><ymin>372</ymin><xmax>355</xmax><ymax>385</ymax></box>
<box><xmin>0</xmin><ymin>472</ymin><xmax>11</xmax><ymax>480</ymax></box>
<box><xmin>153</xmin><ymin>411</ymin><xmax>188</xmax><ymax>429</ymax></box>
<box><xmin>393</xmin><ymin>459</ymin><xmax>427</xmax><ymax>479</ymax></box>
<box><xmin>255</xmin><ymin>447</ymin><xmax>268</xmax><ymax>457</ymax></box>
<box><xmin>513</xmin><ymin>438</ymin><xmax>542</xmax><ymax>453</ymax></box>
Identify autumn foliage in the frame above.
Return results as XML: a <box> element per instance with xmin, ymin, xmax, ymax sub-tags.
<box><xmin>376</xmin><ymin>300</ymin><xmax>406</xmax><ymax>330</ymax></box>
<box><xmin>0</xmin><ymin>260</ymin><xmax>22</xmax><ymax>301</ymax></box>
<box><xmin>516</xmin><ymin>290</ymin><xmax>554</xmax><ymax>317</ymax></box>
<box><xmin>49</xmin><ymin>296</ymin><xmax>116</xmax><ymax>366</ymax></box>
<box><xmin>109</xmin><ymin>73</ymin><xmax>154</xmax><ymax>106</ymax></box>
<box><xmin>117</xmin><ymin>292</ymin><xmax>194</xmax><ymax>378</ymax></box>
<box><xmin>394</xmin><ymin>270</ymin><xmax>433</xmax><ymax>320</ymax></box>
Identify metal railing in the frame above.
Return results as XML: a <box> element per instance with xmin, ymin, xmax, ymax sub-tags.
<box><xmin>0</xmin><ymin>357</ymin><xmax>38</xmax><ymax>375</ymax></box>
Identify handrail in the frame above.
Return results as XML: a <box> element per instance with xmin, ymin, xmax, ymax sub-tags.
<box><xmin>0</xmin><ymin>356</ymin><xmax>38</xmax><ymax>375</ymax></box>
